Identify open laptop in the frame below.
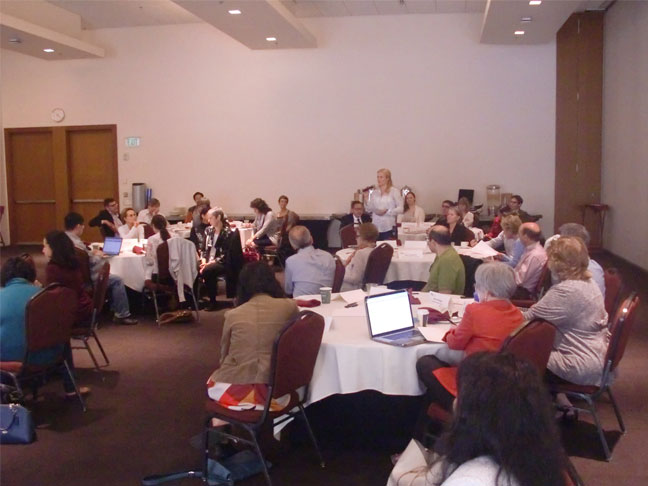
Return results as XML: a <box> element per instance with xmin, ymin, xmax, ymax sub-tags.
<box><xmin>365</xmin><ymin>290</ymin><xmax>426</xmax><ymax>347</ymax></box>
<box><xmin>102</xmin><ymin>236</ymin><xmax>123</xmax><ymax>256</ymax></box>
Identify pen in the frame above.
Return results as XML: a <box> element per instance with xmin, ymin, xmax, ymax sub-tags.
<box><xmin>345</xmin><ymin>302</ymin><xmax>359</xmax><ymax>308</ymax></box>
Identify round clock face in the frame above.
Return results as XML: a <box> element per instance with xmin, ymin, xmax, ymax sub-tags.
<box><xmin>51</xmin><ymin>108</ymin><xmax>65</xmax><ymax>123</ymax></box>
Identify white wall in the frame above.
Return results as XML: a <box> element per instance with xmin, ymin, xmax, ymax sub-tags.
<box><xmin>1</xmin><ymin>14</ymin><xmax>556</xmax><ymax>242</ymax></box>
<box><xmin>602</xmin><ymin>1</ymin><xmax>648</xmax><ymax>270</ymax></box>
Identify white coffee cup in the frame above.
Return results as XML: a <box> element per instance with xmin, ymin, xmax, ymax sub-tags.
<box><xmin>460</xmin><ymin>241</ymin><xmax>469</xmax><ymax>248</ymax></box>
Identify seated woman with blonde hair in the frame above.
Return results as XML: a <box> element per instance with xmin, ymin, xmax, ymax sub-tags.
<box><xmin>398</xmin><ymin>191</ymin><xmax>425</xmax><ymax>225</ymax></box>
<box><xmin>118</xmin><ymin>207</ymin><xmax>145</xmax><ymax>239</ymax></box>
<box><xmin>389</xmin><ymin>352</ymin><xmax>566</xmax><ymax>486</ymax></box>
<box><xmin>456</xmin><ymin>197</ymin><xmax>474</xmax><ymax>228</ymax></box>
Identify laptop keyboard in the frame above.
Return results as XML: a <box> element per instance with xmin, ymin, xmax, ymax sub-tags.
<box><xmin>389</xmin><ymin>329</ymin><xmax>420</xmax><ymax>340</ymax></box>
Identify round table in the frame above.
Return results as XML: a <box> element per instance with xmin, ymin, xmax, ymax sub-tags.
<box><xmin>106</xmin><ymin>238</ymin><xmax>149</xmax><ymax>291</ymax></box>
<box><xmin>336</xmin><ymin>247</ymin><xmax>435</xmax><ymax>284</ymax></box>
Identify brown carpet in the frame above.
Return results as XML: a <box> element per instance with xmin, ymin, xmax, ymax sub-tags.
<box><xmin>1</xmin><ymin>247</ymin><xmax>647</xmax><ymax>486</ymax></box>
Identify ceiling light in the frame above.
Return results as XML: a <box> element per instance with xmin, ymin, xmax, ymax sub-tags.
<box><xmin>8</xmin><ymin>37</ymin><xmax>22</xmax><ymax>44</ymax></box>
<box><xmin>514</xmin><ymin>31</ymin><xmax>525</xmax><ymax>36</ymax></box>
<box><xmin>228</xmin><ymin>9</ymin><xmax>241</xmax><ymax>15</ymax></box>
<box><xmin>266</xmin><ymin>37</ymin><xmax>277</xmax><ymax>42</ymax></box>
<box><xmin>529</xmin><ymin>1</ymin><xmax>542</xmax><ymax>5</ymax></box>
<box><xmin>43</xmin><ymin>48</ymin><xmax>55</xmax><ymax>53</ymax></box>
<box><xmin>521</xmin><ymin>17</ymin><xmax>532</xmax><ymax>23</ymax></box>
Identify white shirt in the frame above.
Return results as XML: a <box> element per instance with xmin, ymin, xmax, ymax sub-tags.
<box><xmin>118</xmin><ymin>223</ymin><xmax>144</xmax><ymax>240</ymax></box>
<box><xmin>365</xmin><ymin>186</ymin><xmax>403</xmax><ymax>233</ymax></box>
<box><xmin>397</xmin><ymin>205</ymin><xmax>425</xmax><ymax>224</ymax></box>
<box><xmin>137</xmin><ymin>209</ymin><xmax>154</xmax><ymax>224</ymax></box>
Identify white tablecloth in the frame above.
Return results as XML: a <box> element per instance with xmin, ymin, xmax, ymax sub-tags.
<box><xmin>169</xmin><ymin>222</ymin><xmax>192</xmax><ymax>239</ymax></box>
<box><xmin>336</xmin><ymin>247</ymin><xmax>435</xmax><ymax>283</ymax></box>
<box><xmin>300</xmin><ymin>292</ymin><xmax>448</xmax><ymax>404</ymax></box>
<box><xmin>230</xmin><ymin>222</ymin><xmax>254</xmax><ymax>249</ymax></box>
<box><xmin>107</xmin><ymin>238</ymin><xmax>149</xmax><ymax>291</ymax></box>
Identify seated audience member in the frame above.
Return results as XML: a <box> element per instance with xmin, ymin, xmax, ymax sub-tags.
<box><xmin>65</xmin><ymin>213</ymin><xmax>138</xmax><ymax>325</ymax></box>
<box><xmin>0</xmin><ymin>256</ymin><xmax>91</xmax><ymax>398</ymax></box>
<box><xmin>206</xmin><ymin>262</ymin><xmax>298</xmax><ymax>409</ymax></box>
<box><xmin>509</xmin><ymin>194</ymin><xmax>533</xmax><ymax>223</ymax></box>
<box><xmin>456</xmin><ymin>197</ymin><xmax>474</xmax><ymax>228</ymax></box>
<box><xmin>184</xmin><ymin>191</ymin><xmax>205</xmax><ymax>223</ymax></box>
<box><xmin>340</xmin><ymin>223</ymin><xmax>379</xmax><ymax>291</ymax></box>
<box><xmin>191</xmin><ymin>197</ymin><xmax>211</xmax><ymax>228</ymax></box>
<box><xmin>416</xmin><ymin>263</ymin><xmax>523</xmax><ymax>414</ymax></box>
<box><xmin>524</xmin><ymin>237</ymin><xmax>608</xmax><ymax>388</ymax></box>
<box><xmin>199</xmin><ymin>209</ymin><xmax>232</xmax><ymax>311</ymax></box>
<box><xmin>284</xmin><ymin>226</ymin><xmax>335</xmax><ymax>297</ymax></box>
<box><xmin>340</xmin><ymin>200</ymin><xmax>371</xmax><ymax>228</ymax></box>
<box><xmin>276</xmin><ymin>195</ymin><xmax>300</xmax><ymax>265</ymax></box>
<box><xmin>421</xmin><ymin>226</ymin><xmax>465</xmax><ymax>295</ymax></box>
<box><xmin>145</xmin><ymin>214</ymin><xmax>175</xmax><ymax>277</ymax></box>
<box><xmin>389</xmin><ymin>352</ymin><xmax>566</xmax><ymax>486</ymax></box>
<box><xmin>43</xmin><ymin>230</ymin><xmax>93</xmax><ymax>326</ymax></box>
<box><xmin>118</xmin><ymin>207</ymin><xmax>145</xmax><ymax>239</ymax></box>
<box><xmin>89</xmin><ymin>198</ymin><xmax>122</xmax><ymax>237</ymax></box>
<box><xmin>435</xmin><ymin>200</ymin><xmax>454</xmax><ymax>226</ymax></box>
<box><xmin>137</xmin><ymin>198</ymin><xmax>161</xmax><ymax>224</ymax></box>
<box><xmin>246</xmin><ymin>198</ymin><xmax>281</xmax><ymax>249</ymax></box>
<box><xmin>487</xmin><ymin>214</ymin><xmax>524</xmax><ymax>268</ymax></box>
<box><xmin>513</xmin><ymin>222</ymin><xmax>547</xmax><ymax>297</ymax></box>
<box><xmin>442</xmin><ymin>206</ymin><xmax>476</xmax><ymax>246</ymax></box>
<box><xmin>398</xmin><ymin>192</ymin><xmax>426</xmax><ymax>224</ymax></box>
<box><xmin>189</xmin><ymin>205</ymin><xmax>211</xmax><ymax>251</ymax></box>
<box><xmin>485</xmin><ymin>204</ymin><xmax>511</xmax><ymax>239</ymax></box>
<box><xmin>544</xmin><ymin>223</ymin><xmax>605</xmax><ymax>296</ymax></box>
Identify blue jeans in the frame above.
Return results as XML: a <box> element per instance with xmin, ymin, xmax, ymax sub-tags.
<box><xmin>107</xmin><ymin>274</ymin><xmax>131</xmax><ymax>318</ymax></box>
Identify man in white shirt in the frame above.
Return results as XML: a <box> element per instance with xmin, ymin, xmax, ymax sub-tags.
<box><xmin>64</xmin><ymin>212</ymin><xmax>138</xmax><ymax>325</ymax></box>
<box><xmin>284</xmin><ymin>226</ymin><xmax>335</xmax><ymax>297</ymax></box>
<box><xmin>137</xmin><ymin>198</ymin><xmax>161</xmax><ymax>225</ymax></box>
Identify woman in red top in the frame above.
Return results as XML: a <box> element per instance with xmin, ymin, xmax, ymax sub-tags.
<box><xmin>416</xmin><ymin>262</ymin><xmax>523</xmax><ymax>417</ymax></box>
<box><xmin>43</xmin><ymin>230</ymin><xmax>93</xmax><ymax>326</ymax></box>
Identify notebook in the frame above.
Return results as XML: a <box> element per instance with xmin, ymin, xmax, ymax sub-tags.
<box><xmin>102</xmin><ymin>236</ymin><xmax>123</xmax><ymax>256</ymax></box>
<box><xmin>365</xmin><ymin>290</ymin><xmax>426</xmax><ymax>347</ymax></box>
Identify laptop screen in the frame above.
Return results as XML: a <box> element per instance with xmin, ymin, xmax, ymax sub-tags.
<box><xmin>365</xmin><ymin>290</ymin><xmax>414</xmax><ymax>338</ymax></box>
<box><xmin>102</xmin><ymin>237</ymin><xmax>123</xmax><ymax>256</ymax></box>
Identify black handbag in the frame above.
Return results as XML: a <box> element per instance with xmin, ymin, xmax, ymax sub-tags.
<box><xmin>0</xmin><ymin>403</ymin><xmax>35</xmax><ymax>444</ymax></box>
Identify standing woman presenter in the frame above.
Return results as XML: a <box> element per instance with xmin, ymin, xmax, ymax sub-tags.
<box><xmin>364</xmin><ymin>168</ymin><xmax>403</xmax><ymax>240</ymax></box>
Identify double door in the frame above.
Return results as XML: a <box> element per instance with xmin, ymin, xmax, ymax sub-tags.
<box><xmin>4</xmin><ymin>125</ymin><xmax>118</xmax><ymax>244</ymax></box>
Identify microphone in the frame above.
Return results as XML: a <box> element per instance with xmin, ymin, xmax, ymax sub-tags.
<box><xmin>362</xmin><ymin>185</ymin><xmax>375</xmax><ymax>192</ymax></box>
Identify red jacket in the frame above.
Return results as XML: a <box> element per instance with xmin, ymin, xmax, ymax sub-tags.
<box><xmin>46</xmin><ymin>262</ymin><xmax>93</xmax><ymax>325</ymax></box>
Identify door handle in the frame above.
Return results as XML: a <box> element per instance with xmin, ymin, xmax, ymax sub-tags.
<box><xmin>15</xmin><ymin>199</ymin><xmax>55</xmax><ymax>204</ymax></box>
<box><xmin>72</xmin><ymin>199</ymin><xmax>105</xmax><ymax>203</ymax></box>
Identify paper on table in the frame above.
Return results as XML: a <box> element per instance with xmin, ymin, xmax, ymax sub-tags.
<box><xmin>463</xmin><ymin>241</ymin><xmax>500</xmax><ymax>259</ymax></box>
<box><xmin>368</xmin><ymin>285</ymin><xmax>391</xmax><ymax>296</ymax></box>
<box><xmin>339</xmin><ymin>289</ymin><xmax>367</xmax><ymax>304</ymax></box>
<box><xmin>418</xmin><ymin>323</ymin><xmax>455</xmax><ymax>343</ymax></box>
<box><xmin>453</xmin><ymin>298</ymin><xmax>475</xmax><ymax>318</ymax></box>
<box><xmin>428</xmin><ymin>291</ymin><xmax>453</xmax><ymax>312</ymax></box>
<box><xmin>332</xmin><ymin>306</ymin><xmax>367</xmax><ymax>317</ymax></box>
<box><xmin>403</xmin><ymin>240</ymin><xmax>428</xmax><ymax>249</ymax></box>
<box><xmin>398</xmin><ymin>249</ymin><xmax>424</xmax><ymax>258</ymax></box>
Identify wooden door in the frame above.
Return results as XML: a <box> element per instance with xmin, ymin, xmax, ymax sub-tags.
<box><xmin>4</xmin><ymin>125</ymin><xmax>118</xmax><ymax>245</ymax></box>
<box><xmin>5</xmin><ymin>129</ymin><xmax>57</xmax><ymax>244</ymax></box>
<box><xmin>67</xmin><ymin>126</ymin><xmax>118</xmax><ymax>242</ymax></box>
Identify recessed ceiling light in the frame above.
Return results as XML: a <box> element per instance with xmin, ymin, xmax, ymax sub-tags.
<box><xmin>521</xmin><ymin>17</ymin><xmax>532</xmax><ymax>23</ymax></box>
<box><xmin>228</xmin><ymin>9</ymin><xmax>241</xmax><ymax>15</ymax></box>
<box><xmin>529</xmin><ymin>1</ymin><xmax>542</xmax><ymax>5</ymax></box>
<box><xmin>8</xmin><ymin>37</ymin><xmax>22</xmax><ymax>44</ymax></box>
<box><xmin>266</xmin><ymin>37</ymin><xmax>277</xmax><ymax>42</ymax></box>
<box><xmin>43</xmin><ymin>48</ymin><xmax>55</xmax><ymax>53</ymax></box>
<box><xmin>514</xmin><ymin>30</ymin><xmax>525</xmax><ymax>36</ymax></box>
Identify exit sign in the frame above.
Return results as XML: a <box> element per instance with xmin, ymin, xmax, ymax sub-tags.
<box><xmin>125</xmin><ymin>137</ymin><xmax>141</xmax><ymax>147</ymax></box>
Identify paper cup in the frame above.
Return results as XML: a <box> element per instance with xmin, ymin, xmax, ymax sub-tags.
<box><xmin>320</xmin><ymin>287</ymin><xmax>332</xmax><ymax>304</ymax></box>
<box><xmin>417</xmin><ymin>309</ymin><xmax>430</xmax><ymax>327</ymax></box>
<box><xmin>460</xmin><ymin>241</ymin><xmax>469</xmax><ymax>248</ymax></box>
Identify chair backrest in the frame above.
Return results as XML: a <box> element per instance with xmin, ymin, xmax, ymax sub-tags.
<box><xmin>91</xmin><ymin>262</ymin><xmax>111</xmax><ymax>321</ymax></box>
<box><xmin>533</xmin><ymin>261</ymin><xmax>551</xmax><ymax>298</ymax></box>
<box><xmin>142</xmin><ymin>223</ymin><xmax>156</xmax><ymax>239</ymax></box>
<box><xmin>339</xmin><ymin>224</ymin><xmax>357</xmax><ymax>249</ymax></box>
<box><xmin>332</xmin><ymin>256</ymin><xmax>345</xmax><ymax>293</ymax></box>
<box><xmin>363</xmin><ymin>243</ymin><xmax>394</xmax><ymax>285</ymax></box>
<box><xmin>74</xmin><ymin>247</ymin><xmax>92</xmax><ymax>289</ymax></box>
<box><xmin>24</xmin><ymin>284</ymin><xmax>77</xmax><ymax>356</ymax></box>
<box><xmin>499</xmin><ymin>319</ymin><xmax>556</xmax><ymax>374</ymax></box>
<box><xmin>156</xmin><ymin>240</ymin><xmax>171</xmax><ymax>280</ymax></box>
<box><xmin>270</xmin><ymin>311</ymin><xmax>325</xmax><ymax>398</ymax></box>
<box><xmin>459</xmin><ymin>254</ymin><xmax>483</xmax><ymax>297</ymax></box>
<box><xmin>603</xmin><ymin>267</ymin><xmax>624</xmax><ymax>317</ymax></box>
<box><xmin>606</xmin><ymin>292</ymin><xmax>639</xmax><ymax>374</ymax></box>
<box><xmin>225</xmin><ymin>229</ymin><xmax>244</xmax><ymax>298</ymax></box>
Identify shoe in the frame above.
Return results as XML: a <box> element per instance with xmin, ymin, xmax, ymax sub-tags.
<box><xmin>113</xmin><ymin>316</ymin><xmax>138</xmax><ymax>325</ymax></box>
<box><xmin>65</xmin><ymin>386</ymin><xmax>91</xmax><ymax>399</ymax></box>
<box><xmin>205</xmin><ymin>302</ymin><xmax>219</xmax><ymax>312</ymax></box>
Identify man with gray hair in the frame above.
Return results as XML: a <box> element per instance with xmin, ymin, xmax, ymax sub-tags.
<box><xmin>284</xmin><ymin>225</ymin><xmax>335</xmax><ymax>297</ymax></box>
<box><xmin>545</xmin><ymin>223</ymin><xmax>605</xmax><ymax>295</ymax></box>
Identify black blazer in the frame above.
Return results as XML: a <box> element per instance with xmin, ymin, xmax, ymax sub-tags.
<box><xmin>89</xmin><ymin>209</ymin><xmax>120</xmax><ymax>237</ymax></box>
<box><xmin>340</xmin><ymin>213</ymin><xmax>371</xmax><ymax>228</ymax></box>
